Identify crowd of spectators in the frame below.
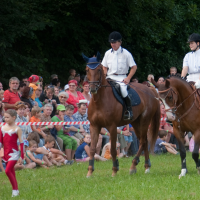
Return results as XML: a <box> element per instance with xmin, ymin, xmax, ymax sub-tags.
<box><xmin>0</xmin><ymin>67</ymin><xmax>190</xmax><ymax>172</ymax></box>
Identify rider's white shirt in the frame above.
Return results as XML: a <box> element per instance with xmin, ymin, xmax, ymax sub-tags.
<box><xmin>183</xmin><ymin>49</ymin><xmax>200</xmax><ymax>82</ymax></box>
<box><xmin>101</xmin><ymin>46</ymin><xmax>136</xmax><ymax>78</ymax></box>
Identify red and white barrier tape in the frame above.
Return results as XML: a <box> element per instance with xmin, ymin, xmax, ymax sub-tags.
<box><xmin>0</xmin><ymin>121</ymin><xmax>90</xmax><ymax>126</ymax></box>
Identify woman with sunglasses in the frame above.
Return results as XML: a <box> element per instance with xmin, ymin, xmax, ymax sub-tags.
<box><xmin>66</xmin><ymin>80</ymin><xmax>85</xmax><ymax>113</ymax></box>
<box><xmin>57</xmin><ymin>92</ymin><xmax>69</xmax><ymax>106</ymax></box>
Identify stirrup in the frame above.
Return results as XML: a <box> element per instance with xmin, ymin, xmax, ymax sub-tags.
<box><xmin>124</xmin><ymin>110</ymin><xmax>133</xmax><ymax>120</ymax></box>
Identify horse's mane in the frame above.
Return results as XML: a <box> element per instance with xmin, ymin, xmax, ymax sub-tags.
<box><xmin>167</xmin><ymin>74</ymin><xmax>196</xmax><ymax>91</ymax></box>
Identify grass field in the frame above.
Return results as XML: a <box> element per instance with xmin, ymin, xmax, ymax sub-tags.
<box><xmin>1</xmin><ymin>152</ymin><xmax>200</xmax><ymax>200</ymax></box>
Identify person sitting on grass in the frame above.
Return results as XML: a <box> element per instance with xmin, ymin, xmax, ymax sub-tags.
<box><xmin>26</xmin><ymin>140</ymin><xmax>51</xmax><ymax>168</ymax></box>
<box><xmin>101</xmin><ymin>139</ymin><xmax>123</xmax><ymax>159</ymax></box>
<box><xmin>37</xmin><ymin>135</ymin><xmax>71</xmax><ymax>165</ymax></box>
<box><xmin>75</xmin><ymin>134</ymin><xmax>107</xmax><ymax>162</ymax></box>
<box><xmin>14</xmin><ymin>140</ymin><xmax>36</xmax><ymax>170</ymax></box>
<box><xmin>154</xmin><ymin>130</ymin><xmax>179</xmax><ymax>155</ymax></box>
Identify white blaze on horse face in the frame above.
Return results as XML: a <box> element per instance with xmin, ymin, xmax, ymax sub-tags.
<box><xmin>161</xmin><ymin>98</ymin><xmax>175</xmax><ymax>121</ymax></box>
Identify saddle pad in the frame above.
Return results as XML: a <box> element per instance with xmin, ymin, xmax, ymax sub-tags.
<box><xmin>108</xmin><ymin>80</ymin><xmax>141</xmax><ymax>106</ymax></box>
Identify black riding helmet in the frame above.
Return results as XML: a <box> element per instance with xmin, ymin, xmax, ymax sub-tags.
<box><xmin>108</xmin><ymin>31</ymin><xmax>122</xmax><ymax>43</ymax></box>
<box><xmin>187</xmin><ymin>33</ymin><xmax>200</xmax><ymax>43</ymax></box>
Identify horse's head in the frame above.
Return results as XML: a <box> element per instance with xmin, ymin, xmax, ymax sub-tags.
<box><xmin>82</xmin><ymin>52</ymin><xmax>103</xmax><ymax>94</ymax></box>
<box><xmin>152</xmin><ymin>78</ymin><xmax>177</xmax><ymax>121</ymax></box>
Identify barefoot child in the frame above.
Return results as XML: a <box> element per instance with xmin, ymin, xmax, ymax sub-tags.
<box><xmin>75</xmin><ymin>134</ymin><xmax>107</xmax><ymax>162</ymax></box>
<box><xmin>14</xmin><ymin>140</ymin><xmax>36</xmax><ymax>170</ymax></box>
<box><xmin>26</xmin><ymin>140</ymin><xmax>51</xmax><ymax>167</ymax></box>
<box><xmin>154</xmin><ymin>130</ymin><xmax>178</xmax><ymax>155</ymax></box>
<box><xmin>37</xmin><ymin>135</ymin><xmax>68</xmax><ymax>166</ymax></box>
<box><xmin>0</xmin><ymin>109</ymin><xmax>24</xmax><ymax>197</ymax></box>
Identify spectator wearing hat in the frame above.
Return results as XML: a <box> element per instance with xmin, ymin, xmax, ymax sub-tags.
<box><xmin>29</xmin><ymin>75</ymin><xmax>40</xmax><ymax>100</ymax></box>
<box><xmin>68</xmin><ymin>69</ymin><xmax>76</xmax><ymax>82</ymax></box>
<box><xmin>3</xmin><ymin>77</ymin><xmax>21</xmax><ymax>110</ymax></box>
<box><xmin>66</xmin><ymin>80</ymin><xmax>85</xmax><ymax>114</ymax></box>
<box><xmin>58</xmin><ymin>92</ymin><xmax>69</xmax><ymax>107</ymax></box>
<box><xmin>15</xmin><ymin>101</ymin><xmax>32</xmax><ymax>140</ymax></box>
<box><xmin>52</xmin><ymin>105</ymin><xmax>77</xmax><ymax>163</ymax></box>
<box><xmin>20</xmin><ymin>86</ymin><xmax>34</xmax><ymax>110</ymax></box>
<box><xmin>64</xmin><ymin>84</ymin><xmax>69</xmax><ymax>91</ymax></box>
<box><xmin>39</xmin><ymin>86</ymin><xmax>60</xmax><ymax>117</ymax></box>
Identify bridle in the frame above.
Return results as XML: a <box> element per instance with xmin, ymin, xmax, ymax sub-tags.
<box><xmin>159</xmin><ymin>87</ymin><xmax>197</xmax><ymax>122</ymax></box>
<box><xmin>86</xmin><ymin>62</ymin><xmax>102</xmax><ymax>91</ymax></box>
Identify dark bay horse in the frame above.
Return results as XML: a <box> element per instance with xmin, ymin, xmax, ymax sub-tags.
<box><xmin>84</xmin><ymin>55</ymin><xmax>160</xmax><ymax>177</ymax></box>
<box><xmin>152</xmin><ymin>75</ymin><xmax>200</xmax><ymax>178</ymax></box>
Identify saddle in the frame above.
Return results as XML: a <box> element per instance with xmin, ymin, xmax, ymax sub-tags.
<box><xmin>188</xmin><ymin>81</ymin><xmax>200</xmax><ymax>109</ymax></box>
<box><xmin>107</xmin><ymin>79</ymin><xmax>141</xmax><ymax>107</ymax></box>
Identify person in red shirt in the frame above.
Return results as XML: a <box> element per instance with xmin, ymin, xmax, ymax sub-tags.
<box><xmin>3</xmin><ymin>77</ymin><xmax>20</xmax><ymax>110</ymax></box>
<box><xmin>66</xmin><ymin>80</ymin><xmax>86</xmax><ymax>113</ymax></box>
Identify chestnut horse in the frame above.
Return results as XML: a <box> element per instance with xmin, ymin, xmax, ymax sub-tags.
<box><xmin>84</xmin><ymin>56</ymin><xmax>160</xmax><ymax>177</ymax></box>
<box><xmin>152</xmin><ymin>75</ymin><xmax>200</xmax><ymax>178</ymax></box>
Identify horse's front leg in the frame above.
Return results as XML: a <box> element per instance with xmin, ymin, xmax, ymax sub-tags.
<box><xmin>109</xmin><ymin>126</ymin><xmax>118</xmax><ymax>177</ymax></box>
<box><xmin>87</xmin><ymin>125</ymin><xmax>100</xmax><ymax>178</ymax></box>
<box><xmin>178</xmin><ymin>139</ymin><xmax>187</xmax><ymax>179</ymax></box>
<box><xmin>192</xmin><ymin>140</ymin><xmax>200</xmax><ymax>174</ymax></box>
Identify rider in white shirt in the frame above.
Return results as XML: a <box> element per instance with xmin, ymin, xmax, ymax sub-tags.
<box><xmin>102</xmin><ymin>31</ymin><xmax>137</xmax><ymax>120</ymax></box>
<box><xmin>181</xmin><ymin>33</ymin><xmax>200</xmax><ymax>82</ymax></box>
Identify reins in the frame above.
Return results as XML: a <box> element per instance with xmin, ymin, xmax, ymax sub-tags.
<box><xmin>159</xmin><ymin>86</ymin><xmax>198</xmax><ymax>122</ymax></box>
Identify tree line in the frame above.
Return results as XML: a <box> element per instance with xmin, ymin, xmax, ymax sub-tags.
<box><xmin>1</xmin><ymin>0</ymin><xmax>200</xmax><ymax>87</ymax></box>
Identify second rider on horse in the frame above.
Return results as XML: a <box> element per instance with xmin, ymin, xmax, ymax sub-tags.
<box><xmin>102</xmin><ymin>31</ymin><xmax>137</xmax><ymax>120</ymax></box>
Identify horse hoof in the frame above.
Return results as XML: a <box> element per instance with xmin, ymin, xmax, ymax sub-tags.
<box><xmin>145</xmin><ymin>168</ymin><xmax>150</xmax><ymax>174</ymax></box>
<box><xmin>197</xmin><ymin>167</ymin><xmax>200</xmax><ymax>175</ymax></box>
<box><xmin>179</xmin><ymin>168</ymin><xmax>186</xmax><ymax>179</ymax></box>
<box><xmin>112</xmin><ymin>171</ymin><xmax>117</xmax><ymax>177</ymax></box>
<box><xmin>129</xmin><ymin>169</ymin><xmax>137</xmax><ymax>175</ymax></box>
<box><xmin>86</xmin><ymin>171</ymin><xmax>93</xmax><ymax>178</ymax></box>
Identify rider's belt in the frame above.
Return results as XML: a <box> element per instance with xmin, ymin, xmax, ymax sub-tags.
<box><xmin>113</xmin><ymin>73</ymin><xmax>126</xmax><ymax>75</ymax></box>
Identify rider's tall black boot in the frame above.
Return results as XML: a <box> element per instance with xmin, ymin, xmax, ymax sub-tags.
<box><xmin>123</xmin><ymin>95</ymin><xmax>133</xmax><ymax>120</ymax></box>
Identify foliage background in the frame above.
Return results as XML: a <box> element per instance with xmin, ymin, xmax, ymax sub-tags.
<box><xmin>1</xmin><ymin>0</ymin><xmax>200</xmax><ymax>87</ymax></box>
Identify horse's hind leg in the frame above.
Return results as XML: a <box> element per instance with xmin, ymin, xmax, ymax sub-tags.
<box><xmin>143</xmin><ymin>140</ymin><xmax>151</xmax><ymax>174</ymax></box>
<box><xmin>87</xmin><ymin>125</ymin><xmax>100</xmax><ymax>178</ymax></box>
<box><xmin>130</xmin><ymin>141</ymin><xmax>144</xmax><ymax>175</ymax></box>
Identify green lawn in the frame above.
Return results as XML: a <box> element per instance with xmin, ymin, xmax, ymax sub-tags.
<box><xmin>1</xmin><ymin>152</ymin><xmax>200</xmax><ymax>200</ymax></box>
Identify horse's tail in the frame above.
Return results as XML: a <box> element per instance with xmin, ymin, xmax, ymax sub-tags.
<box><xmin>149</xmin><ymin>100</ymin><xmax>160</xmax><ymax>152</ymax></box>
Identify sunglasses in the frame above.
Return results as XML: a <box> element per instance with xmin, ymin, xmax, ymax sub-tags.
<box><xmin>69</xmin><ymin>85</ymin><xmax>76</xmax><ymax>87</ymax></box>
<box><xmin>60</xmin><ymin>96</ymin><xmax>67</xmax><ymax>99</ymax></box>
